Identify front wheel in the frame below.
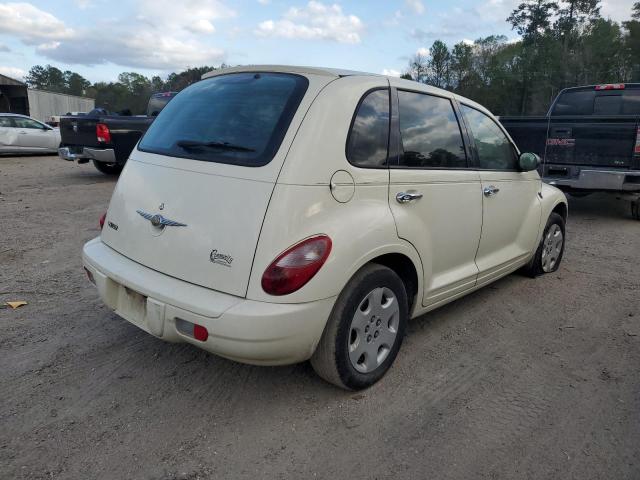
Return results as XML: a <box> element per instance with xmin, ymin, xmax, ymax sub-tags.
<box><xmin>92</xmin><ymin>160</ymin><xmax>123</xmax><ymax>175</ymax></box>
<box><xmin>311</xmin><ymin>264</ymin><xmax>408</xmax><ymax>390</ymax></box>
<box><xmin>523</xmin><ymin>212</ymin><xmax>566</xmax><ymax>277</ymax></box>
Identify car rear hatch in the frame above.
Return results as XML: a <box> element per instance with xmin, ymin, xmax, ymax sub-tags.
<box><xmin>100</xmin><ymin>70</ymin><xmax>330</xmax><ymax>297</ymax></box>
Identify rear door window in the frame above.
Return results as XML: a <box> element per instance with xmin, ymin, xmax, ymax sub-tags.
<box><xmin>0</xmin><ymin>117</ymin><xmax>14</xmax><ymax>127</ymax></box>
<box><xmin>138</xmin><ymin>72</ymin><xmax>309</xmax><ymax>167</ymax></box>
<box><xmin>346</xmin><ymin>89</ymin><xmax>390</xmax><ymax>167</ymax></box>
<box><xmin>396</xmin><ymin>91</ymin><xmax>467</xmax><ymax>168</ymax></box>
<box><xmin>461</xmin><ymin>105</ymin><xmax>518</xmax><ymax>170</ymax></box>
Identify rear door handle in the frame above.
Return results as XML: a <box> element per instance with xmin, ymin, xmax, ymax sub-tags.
<box><xmin>396</xmin><ymin>192</ymin><xmax>423</xmax><ymax>203</ymax></box>
<box><xmin>483</xmin><ymin>186</ymin><xmax>500</xmax><ymax>197</ymax></box>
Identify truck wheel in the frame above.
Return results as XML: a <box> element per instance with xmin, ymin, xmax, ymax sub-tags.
<box><xmin>632</xmin><ymin>201</ymin><xmax>640</xmax><ymax>220</ymax></box>
<box><xmin>92</xmin><ymin>160</ymin><xmax>123</xmax><ymax>175</ymax></box>
<box><xmin>311</xmin><ymin>264</ymin><xmax>408</xmax><ymax>390</ymax></box>
<box><xmin>523</xmin><ymin>212</ymin><xmax>566</xmax><ymax>277</ymax></box>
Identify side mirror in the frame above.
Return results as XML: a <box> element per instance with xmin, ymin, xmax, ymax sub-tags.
<box><xmin>519</xmin><ymin>152</ymin><xmax>540</xmax><ymax>172</ymax></box>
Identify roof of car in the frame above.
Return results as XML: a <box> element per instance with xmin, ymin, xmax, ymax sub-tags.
<box><xmin>202</xmin><ymin>65</ymin><xmax>379</xmax><ymax>80</ymax></box>
<box><xmin>0</xmin><ymin>113</ymin><xmax>31</xmax><ymax>118</ymax></box>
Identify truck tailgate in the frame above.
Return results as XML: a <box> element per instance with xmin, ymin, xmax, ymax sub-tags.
<box><xmin>59</xmin><ymin>116</ymin><xmax>100</xmax><ymax>147</ymax></box>
<box><xmin>547</xmin><ymin>116</ymin><xmax>638</xmax><ymax>168</ymax></box>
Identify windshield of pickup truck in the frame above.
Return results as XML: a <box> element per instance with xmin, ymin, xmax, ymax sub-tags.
<box><xmin>138</xmin><ymin>72</ymin><xmax>309</xmax><ymax>167</ymax></box>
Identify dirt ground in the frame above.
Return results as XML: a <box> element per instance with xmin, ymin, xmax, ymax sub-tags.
<box><xmin>1</xmin><ymin>155</ymin><xmax>639</xmax><ymax>480</ymax></box>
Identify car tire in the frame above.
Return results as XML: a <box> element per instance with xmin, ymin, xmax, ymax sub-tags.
<box><xmin>631</xmin><ymin>201</ymin><xmax>640</xmax><ymax>220</ymax></box>
<box><xmin>523</xmin><ymin>212</ymin><xmax>566</xmax><ymax>277</ymax></box>
<box><xmin>93</xmin><ymin>160</ymin><xmax>123</xmax><ymax>175</ymax></box>
<box><xmin>311</xmin><ymin>263</ymin><xmax>408</xmax><ymax>390</ymax></box>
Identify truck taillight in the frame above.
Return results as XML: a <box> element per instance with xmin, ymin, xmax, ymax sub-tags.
<box><xmin>595</xmin><ymin>83</ymin><xmax>625</xmax><ymax>91</ymax></box>
<box><xmin>96</xmin><ymin>123</ymin><xmax>111</xmax><ymax>143</ymax></box>
<box><xmin>261</xmin><ymin>235</ymin><xmax>332</xmax><ymax>296</ymax></box>
<box><xmin>635</xmin><ymin>128</ymin><xmax>640</xmax><ymax>155</ymax></box>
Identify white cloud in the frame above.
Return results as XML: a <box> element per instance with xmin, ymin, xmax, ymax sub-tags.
<box><xmin>0</xmin><ymin>66</ymin><xmax>25</xmax><ymax>80</ymax></box>
<box><xmin>382</xmin><ymin>68</ymin><xmax>401</xmax><ymax>77</ymax></box>
<box><xmin>8</xmin><ymin>1</ymin><xmax>232</xmax><ymax>70</ymax></box>
<box><xmin>74</xmin><ymin>0</ymin><xmax>91</xmax><ymax>8</ymax></box>
<box><xmin>601</xmin><ymin>0</ymin><xmax>636</xmax><ymax>22</ymax></box>
<box><xmin>136</xmin><ymin>0</ymin><xmax>235</xmax><ymax>34</ymax></box>
<box><xmin>258</xmin><ymin>0</ymin><xmax>270</xmax><ymax>4</ymax></box>
<box><xmin>416</xmin><ymin>47</ymin><xmax>430</xmax><ymax>57</ymax></box>
<box><xmin>405</xmin><ymin>0</ymin><xmax>425</xmax><ymax>15</ymax></box>
<box><xmin>461</xmin><ymin>38</ymin><xmax>474</xmax><ymax>45</ymax></box>
<box><xmin>256</xmin><ymin>1</ymin><xmax>364</xmax><ymax>44</ymax></box>
<box><xmin>0</xmin><ymin>2</ymin><xmax>74</xmax><ymax>45</ymax></box>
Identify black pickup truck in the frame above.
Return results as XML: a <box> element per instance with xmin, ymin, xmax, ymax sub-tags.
<box><xmin>500</xmin><ymin>83</ymin><xmax>640</xmax><ymax>219</ymax></box>
<box><xmin>58</xmin><ymin>92</ymin><xmax>177</xmax><ymax>175</ymax></box>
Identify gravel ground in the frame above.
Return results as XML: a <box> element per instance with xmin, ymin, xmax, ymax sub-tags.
<box><xmin>1</xmin><ymin>155</ymin><xmax>639</xmax><ymax>480</ymax></box>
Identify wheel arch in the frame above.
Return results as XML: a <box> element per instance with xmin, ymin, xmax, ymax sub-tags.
<box><xmin>368</xmin><ymin>252</ymin><xmax>420</xmax><ymax>313</ymax></box>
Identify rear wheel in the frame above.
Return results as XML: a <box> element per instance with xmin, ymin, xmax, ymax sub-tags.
<box><xmin>92</xmin><ymin>160</ymin><xmax>123</xmax><ymax>175</ymax></box>
<box><xmin>523</xmin><ymin>212</ymin><xmax>565</xmax><ymax>277</ymax></box>
<box><xmin>311</xmin><ymin>264</ymin><xmax>408</xmax><ymax>390</ymax></box>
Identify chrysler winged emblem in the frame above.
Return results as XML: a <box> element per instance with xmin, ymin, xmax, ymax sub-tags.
<box><xmin>136</xmin><ymin>210</ymin><xmax>187</xmax><ymax>228</ymax></box>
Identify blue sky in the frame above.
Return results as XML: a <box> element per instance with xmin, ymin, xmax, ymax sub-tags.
<box><xmin>0</xmin><ymin>0</ymin><xmax>635</xmax><ymax>83</ymax></box>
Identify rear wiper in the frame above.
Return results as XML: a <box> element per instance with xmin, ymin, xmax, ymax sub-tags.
<box><xmin>176</xmin><ymin>139</ymin><xmax>255</xmax><ymax>152</ymax></box>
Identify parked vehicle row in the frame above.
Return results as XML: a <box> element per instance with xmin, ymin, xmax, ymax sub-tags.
<box><xmin>57</xmin><ymin>92</ymin><xmax>177</xmax><ymax>175</ymax></box>
<box><xmin>500</xmin><ymin>83</ymin><xmax>640</xmax><ymax>219</ymax></box>
<box><xmin>0</xmin><ymin>113</ymin><xmax>61</xmax><ymax>154</ymax></box>
<box><xmin>82</xmin><ymin>66</ymin><xmax>567</xmax><ymax>390</ymax></box>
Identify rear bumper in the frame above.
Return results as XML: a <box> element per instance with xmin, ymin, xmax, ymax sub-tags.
<box><xmin>543</xmin><ymin>165</ymin><xmax>640</xmax><ymax>192</ymax></box>
<box><xmin>82</xmin><ymin>238</ymin><xmax>334</xmax><ymax>366</ymax></box>
<box><xmin>58</xmin><ymin>146</ymin><xmax>116</xmax><ymax>163</ymax></box>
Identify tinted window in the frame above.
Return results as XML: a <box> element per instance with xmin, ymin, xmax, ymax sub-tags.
<box><xmin>13</xmin><ymin>117</ymin><xmax>44</xmax><ymax>129</ymax></box>
<box><xmin>622</xmin><ymin>90</ymin><xmax>640</xmax><ymax>114</ymax></box>
<box><xmin>346</xmin><ymin>89</ymin><xmax>390</xmax><ymax>167</ymax></box>
<box><xmin>146</xmin><ymin>93</ymin><xmax>177</xmax><ymax>116</ymax></box>
<box><xmin>461</xmin><ymin>105</ymin><xmax>518</xmax><ymax>170</ymax></box>
<box><xmin>397</xmin><ymin>91</ymin><xmax>466</xmax><ymax>168</ymax></box>
<box><xmin>594</xmin><ymin>94</ymin><xmax>623</xmax><ymax>115</ymax></box>
<box><xmin>552</xmin><ymin>90</ymin><xmax>594</xmax><ymax>115</ymax></box>
<box><xmin>0</xmin><ymin>117</ymin><xmax>14</xmax><ymax>127</ymax></box>
<box><xmin>138</xmin><ymin>73</ymin><xmax>308</xmax><ymax>167</ymax></box>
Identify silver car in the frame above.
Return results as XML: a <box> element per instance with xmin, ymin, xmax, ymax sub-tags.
<box><xmin>0</xmin><ymin>113</ymin><xmax>61</xmax><ymax>154</ymax></box>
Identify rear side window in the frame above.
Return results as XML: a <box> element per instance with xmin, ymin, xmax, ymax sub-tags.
<box><xmin>552</xmin><ymin>90</ymin><xmax>594</xmax><ymax>115</ymax></box>
<box><xmin>397</xmin><ymin>91</ymin><xmax>467</xmax><ymax>168</ymax></box>
<box><xmin>138</xmin><ymin>72</ymin><xmax>308</xmax><ymax>167</ymax></box>
<box><xmin>346</xmin><ymin>89</ymin><xmax>390</xmax><ymax>167</ymax></box>
<box><xmin>0</xmin><ymin>117</ymin><xmax>14</xmax><ymax>127</ymax></box>
<box><xmin>461</xmin><ymin>105</ymin><xmax>518</xmax><ymax>170</ymax></box>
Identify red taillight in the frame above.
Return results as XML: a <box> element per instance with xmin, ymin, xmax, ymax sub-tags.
<box><xmin>99</xmin><ymin>212</ymin><xmax>106</xmax><ymax>230</ymax></box>
<box><xmin>96</xmin><ymin>123</ymin><xmax>111</xmax><ymax>143</ymax></box>
<box><xmin>261</xmin><ymin>235</ymin><xmax>332</xmax><ymax>296</ymax></box>
<box><xmin>635</xmin><ymin>127</ymin><xmax>640</xmax><ymax>155</ymax></box>
<box><xmin>193</xmin><ymin>324</ymin><xmax>208</xmax><ymax>342</ymax></box>
<box><xmin>595</xmin><ymin>83</ymin><xmax>625</xmax><ymax>91</ymax></box>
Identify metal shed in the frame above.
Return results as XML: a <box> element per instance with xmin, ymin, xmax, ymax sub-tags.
<box><xmin>0</xmin><ymin>73</ymin><xmax>95</xmax><ymax>122</ymax></box>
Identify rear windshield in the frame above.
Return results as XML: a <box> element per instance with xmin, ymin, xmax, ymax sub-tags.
<box><xmin>146</xmin><ymin>93</ymin><xmax>176</xmax><ymax>116</ymax></box>
<box><xmin>138</xmin><ymin>72</ymin><xmax>309</xmax><ymax>167</ymax></box>
<box><xmin>552</xmin><ymin>88</ymin><xmax>640</xmax><ymax>116</ymax></box>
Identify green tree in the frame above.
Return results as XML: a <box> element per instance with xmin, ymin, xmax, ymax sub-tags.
<box><xmin>428</xmin><ymin>40</ymin><xmax>451</xmax><ymax>88</ymax></box>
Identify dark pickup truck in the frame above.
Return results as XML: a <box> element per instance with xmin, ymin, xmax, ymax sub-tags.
<box><xmin>500</xmin><ymin>83</ymin><xmax>640</xmax><ymax>219</ymax></box>
<box><xmin>58</xmin><ymin>92</ymin><xmax>177</xmax><ymax>175</ymax></box>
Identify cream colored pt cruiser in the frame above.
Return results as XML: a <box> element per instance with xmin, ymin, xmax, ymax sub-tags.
<box><xmin>83</xmin><ymin>65</ymin><xmax>568</xmax><ymax>390</ymax></box>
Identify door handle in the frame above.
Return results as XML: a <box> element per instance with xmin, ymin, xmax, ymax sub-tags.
<box><xmin>19</xmin><ymin>131</ymin><xmax>28</xmax><ymax>134</ymax></box>
<box><xmin>483</xmin><ymin>185</ymin><xmax>500</xmax><ymax>197</ymax></box>
<box><xmin>396</xmin><ymin>192</ymin><xmax>423</xmax><ymax>204</ymax></box>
